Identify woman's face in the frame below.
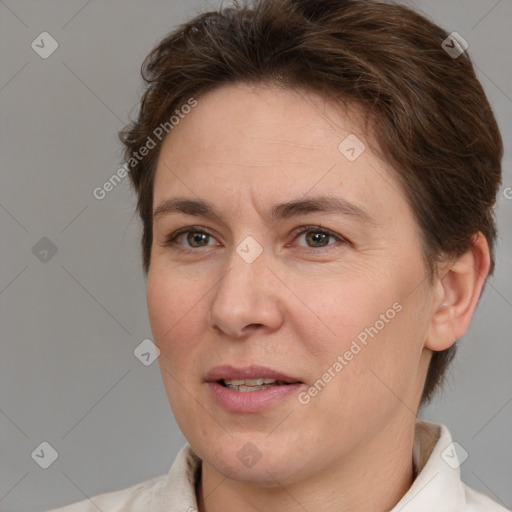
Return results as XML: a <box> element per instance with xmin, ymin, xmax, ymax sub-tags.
<box><xmin>147</xmin><ymin>83</ymin><xmax>435</xmax><ymax>484</ymax></box>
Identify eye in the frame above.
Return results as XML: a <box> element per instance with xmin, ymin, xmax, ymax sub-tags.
<box><xmin>165</xmin><ymin>227</ymin><xmax>218</xmax><ymax>250</ymax></box>
<box><xmin>290</xmin><ymin>225</ymin><xmax>347</xmax><ymax>250</ymax></box>
<box><xmin>164</xmin><ymin>225</ymin><xmax>347</xmax><ymax>253</ymax></box>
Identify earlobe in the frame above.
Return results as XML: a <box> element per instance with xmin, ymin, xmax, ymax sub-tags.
<box><xmin>425</xmin><ymin>233</ymin><xmax>491</xmax><ymax>352</ymax></box>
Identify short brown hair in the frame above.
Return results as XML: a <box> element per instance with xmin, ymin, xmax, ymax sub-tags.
<box><xmin>119</xmin><ymin>0</ymin><xmax>503</xmax><ymax>404</ymax></box>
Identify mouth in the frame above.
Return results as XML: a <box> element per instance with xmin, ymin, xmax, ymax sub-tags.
<box><xmin>205</xmin><ymin>365</ymin><xmax>303</xmax><ymax>412</ymax></box>
<box><xmin>205</xmin><ymin>364</ymin><xmax>302</xmax><ymax>388</ymax></box>
<box><xmin>218</xmin><ymin>378</ymin><xmax>294</xmax><ymax>392</ymax></box>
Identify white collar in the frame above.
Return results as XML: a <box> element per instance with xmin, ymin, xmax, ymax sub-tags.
<box><xmin>393</xmin><ymin>420</ymin><xmax>465</xmax><ymax>511</ymax></box>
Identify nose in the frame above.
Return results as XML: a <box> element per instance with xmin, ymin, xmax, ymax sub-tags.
<box><xmin>207</xmin><ymin>247</ymin><xmax>285</xmax><ymax>339</ymax></box>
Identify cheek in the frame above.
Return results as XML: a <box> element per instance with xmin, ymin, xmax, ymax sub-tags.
<box><xmin>146</xmin><ymin>271</ymin><xmax>171</xmax><ymax>342</ymax></box>
<box><xmin>146</xmin><ymin>269</ymin><xmax>204</xmax><ymax>358</ymax></box>
<box><xmin>146</xmin><ymin>270</ymin><xmax>206</xmax><ymax>422</ymax></box>
<box><xmin>298</xmin><ymin>268</ymin><xmax>426</xmax><ymax>389</ymax></box>
<box><xmin>298</xmin><ymin>274</ymin><xmax>397</xmax><ymax>348</ymax></box>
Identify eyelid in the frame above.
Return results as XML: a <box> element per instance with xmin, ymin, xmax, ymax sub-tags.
<box><xmin>291</xmin><ymin>224</ymin><xmax>344</xmax><ymax>239</ymax></box>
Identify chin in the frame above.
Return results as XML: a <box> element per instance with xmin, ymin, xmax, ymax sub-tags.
<box><xmin>194</xmin><ymin>434</ymin><xmax>314</xmax><ymax>486</ymax></box>
<box><xmin>207</xmin><ymin>452</ymin><xmax>295</xmax><ymax>485</ymax></box>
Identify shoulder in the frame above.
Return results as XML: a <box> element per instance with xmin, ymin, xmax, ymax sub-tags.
<box><xmin>46</xmin><ymin>474</ymin><xmax>166</xmax><ymax>512</ymax></box>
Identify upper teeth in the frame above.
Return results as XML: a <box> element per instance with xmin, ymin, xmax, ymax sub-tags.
<box><xmin>224</xmin><ymin>378</ymin><xmax>277</xmax><ymax>386</ymax></box>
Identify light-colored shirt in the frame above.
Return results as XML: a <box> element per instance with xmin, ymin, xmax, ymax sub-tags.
<box><xmin>48</xmin><ymin>420</ymin><xmax>509</xmax><ymax>511</ymax></box>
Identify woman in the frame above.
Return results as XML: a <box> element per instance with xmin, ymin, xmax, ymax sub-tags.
<box><xmin>50</xmin><ymin>0</ymin><xmax>508</xmax><ymax>510</ymax></box>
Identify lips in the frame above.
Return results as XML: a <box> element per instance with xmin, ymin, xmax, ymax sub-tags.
<box><xmin>205</xmin><ymin>365</ymin><xmax>302</xmax><ymax>386</ymax></box>
<box><xmin>205</xmin><ymin>365</ymin><xmax>303</xmax><ymax>412</ymax></box>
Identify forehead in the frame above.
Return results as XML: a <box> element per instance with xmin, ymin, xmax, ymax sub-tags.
<box><xmin>152</xmin><ymin>83</ymin><xmax>412</xmax><ymax>226</ymax></box>
<box><xmin>157</xmin><ymin>83</ymin><xmax>365</xmax><ymax>166</ymax></box>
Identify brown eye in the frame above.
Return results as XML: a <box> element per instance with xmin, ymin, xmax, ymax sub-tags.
<box><xmin>293</xmin><ymin>226</ymin><xmax>345</xmax><ymax>249</ymax></box>
<box><xmin>304</xmin><ymin>231</ymin><xmax>330</xmax><ymax>247</ymax></box>
<box><xmin>184</xmin><ymin>231</ymin><xmax>210</xmax><ymax>248</ymax></box>
<box><xmin>165</xmin><ymin>227</ymin><xmax>217</xmax><ymax>249</ymax></box>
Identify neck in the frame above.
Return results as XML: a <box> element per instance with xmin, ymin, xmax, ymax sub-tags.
<box><xmin>197</xmin><ymin>417</ymin><xmax>417</xmax><ymax>512</ymax></box>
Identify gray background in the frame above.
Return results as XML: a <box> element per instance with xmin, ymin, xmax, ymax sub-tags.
<box><xmin>0</xmin><ymin>1</ymin><xmax>510</xmax><ymax>511</ymax></box>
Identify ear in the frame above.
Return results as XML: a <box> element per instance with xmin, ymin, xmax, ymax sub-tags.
<box><xmin>425</xmin><ymin>232</ymin><xmax>491</xmax><ymax>351</ymax></box>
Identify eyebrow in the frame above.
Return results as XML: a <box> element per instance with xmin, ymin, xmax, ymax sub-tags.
<box><xmin>153</xmin><ymin>195</ymin><xmax>375</xmax><ymax>225</ymax></box>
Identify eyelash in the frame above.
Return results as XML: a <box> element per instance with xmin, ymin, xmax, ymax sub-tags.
<box><xmin>164</xmin><ymin>225</ymin><xmax>348</xmax><ymax>253</ymax></box>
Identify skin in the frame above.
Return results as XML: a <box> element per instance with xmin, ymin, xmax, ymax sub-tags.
<box><xmin>146</xmin><ymin>83</ymin><xmax>490</xmax><ymax>512</ymax></box>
